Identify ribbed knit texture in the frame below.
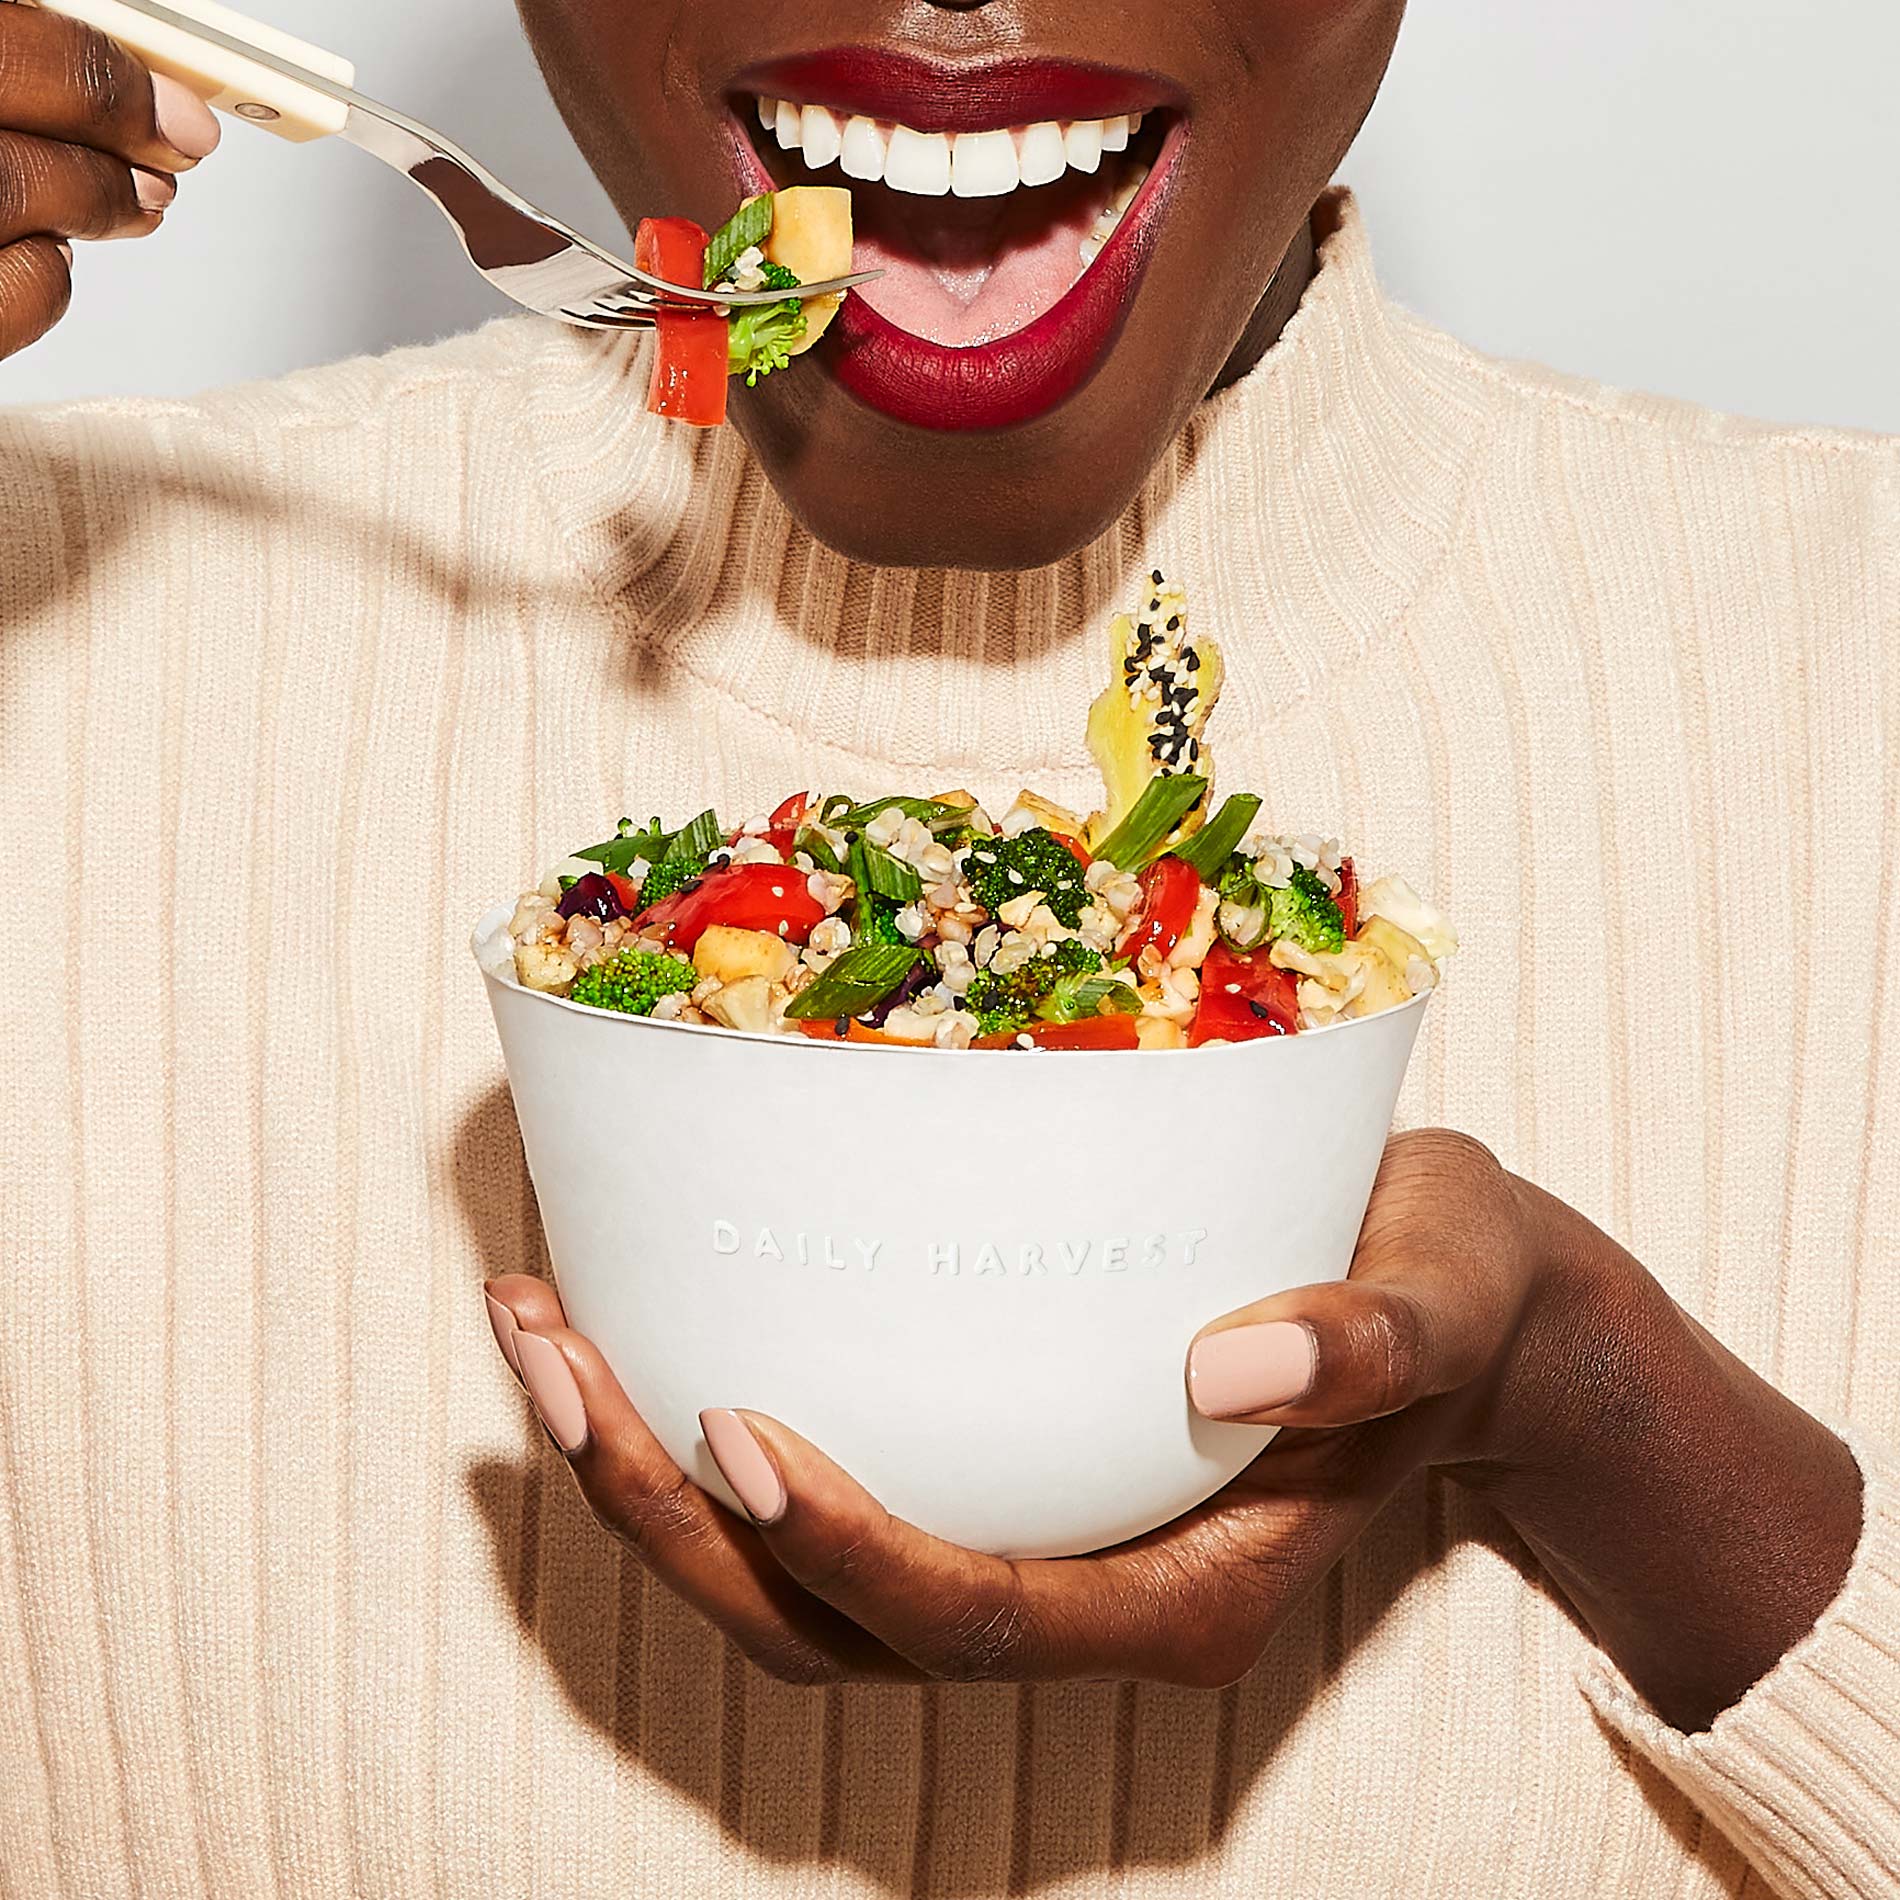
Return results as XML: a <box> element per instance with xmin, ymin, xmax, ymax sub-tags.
<box><xmin>0</xmin><ymin>190</ymin><xmax>1895</xmax><ymax>1899</ymax></box>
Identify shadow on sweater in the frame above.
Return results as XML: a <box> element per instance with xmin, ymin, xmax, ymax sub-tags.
<box><xmin>450</xmin><ymin>1079</ymin><xmax>1604</xmax><ymax>1896</ymax></box>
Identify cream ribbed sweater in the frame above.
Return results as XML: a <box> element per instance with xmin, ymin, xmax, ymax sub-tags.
<box><xmin>1</xmin><ymin>193</ymin><xmax>1896</xmax><ymax>1899</ymax></box>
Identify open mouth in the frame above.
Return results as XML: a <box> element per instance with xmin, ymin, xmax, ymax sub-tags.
<box><xmin>727</xmin><ymin>52</ymin><xmax>1185</xmax><ymax>430</ymax></box>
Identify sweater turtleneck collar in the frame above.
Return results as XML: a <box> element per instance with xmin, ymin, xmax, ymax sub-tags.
<box><xmin>516</xmin><ymin>188</ymin><xmax>1495</xmax><ymax>775</ymax></box>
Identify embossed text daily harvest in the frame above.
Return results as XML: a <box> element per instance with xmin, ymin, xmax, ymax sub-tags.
<box><xmin>711</xmin><ymin>1221</ymin><xmax>1211</xmax><ymax>1276</ymax></box>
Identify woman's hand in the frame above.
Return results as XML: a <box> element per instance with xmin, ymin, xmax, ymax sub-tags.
<box><xmin>484</xmin><ymin>1129</ymin><xmax>1862</xmax><ymax>1719</ymax></box>
<box><xmin>0</xmin><ymin>2</ymin><xmax>219</xmax><ymax>360</ymax></box>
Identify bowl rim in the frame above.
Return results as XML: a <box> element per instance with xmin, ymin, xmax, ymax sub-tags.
<box><xmin>471</xmin><ymin>899</ymin><xmax>1433</xmax><ymax>1057</ymax></box>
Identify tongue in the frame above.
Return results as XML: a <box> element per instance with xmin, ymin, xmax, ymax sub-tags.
<box><xmin>850</xmin><ymin>168</ymin><xmax>1113</xmax><ymax>347</ymax></box>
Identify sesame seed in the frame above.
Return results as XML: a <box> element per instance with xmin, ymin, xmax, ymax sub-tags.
<box><xmin>1182</xmin><ymin>647</ymin><xmax>1200</xmax><ymax>671</ymax></box>
<box><xmin>1151</xmin><ymin>568</ymin><xmax>1164</xmax><ymax>584</ymax></box>
<box><xmin>1166</xmin><ymin>615</ymin><xmax>1180</xmax><ymax>631</ymax></box>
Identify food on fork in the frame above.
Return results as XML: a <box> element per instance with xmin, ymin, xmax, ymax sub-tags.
<box><xmin>638</xmin><ymin>186</ymin><xmax>854</xmax><ymax>426</ymax></box>
<box><xmin>505</xmin><ymin>575</ymin><xmax>1455</xmax><ymax>1046</ymax></box>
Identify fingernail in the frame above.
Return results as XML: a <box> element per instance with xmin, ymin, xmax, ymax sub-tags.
<box><xmin>133</xmin><ymin>168</ymin><xmax>177</xmax><ymax>213</ymax></box>
<box><xmin>1188</xmin><ymin>1321</ymin><xmax>1317</xmax><ymax>1420</ymax></box>
<box><xmin>484</xmin><ymin>1291</ymin><xmax>523</xmax><ymax>1383</ymax></box>
<box><xmin>700</xmin><ymin>1409</ymin><xmax>786</xmax><ymax>1525</ymax></box>
<box><xmin>152</xmin><ymin>74</ymin><xmax>221</xmax><ymax>161</ymax></box>
<box><xmin>55</xmin><ymin>242</ymin><xmax>73</xmax><ymax>267</ymax></box>
<box><xmin>515</xmin><ymin>1332</ymin><xmax>587</xmax><ymax>1452</ymax></box>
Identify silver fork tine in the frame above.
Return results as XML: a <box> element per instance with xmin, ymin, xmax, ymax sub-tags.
<box><xmin>68</xmin><ymin>0</ymin><xmax>879</xmax><ymax>330</ymax></box>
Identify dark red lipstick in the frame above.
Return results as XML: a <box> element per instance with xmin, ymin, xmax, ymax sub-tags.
<box><xmin>727</xmin><ymin>51</ymin><xmax>1187</xmax><ymax>432</ymax></box>
<box><xmin>732</xmin><ymin>49</ymin><xmax>1181</xmax><ymax>133</ymax></box>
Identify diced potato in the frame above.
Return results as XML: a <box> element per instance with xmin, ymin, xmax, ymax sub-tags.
<box><xmin>693</xmin><ymin>925</ymin><xmax>796</xmax><ymax>986</ymax></box>
<box><xmin>1136</xmin><ymin>1016</ymin><xmax>1188</xmax><ymax>1051</ymax></box>
<box><xmin>701</xmin><ymin>976</ymin><xmax>777</xmax><ymax>1034</ymax></box>
<box><xmin>1356</xmin><ymin>914</ymin><xmax>1429</xmax><ymax>973</ymax></box>
<box><xmin>763</xmin><ymin>186</ymin><xmax>853</xmax><ymax>354</ymax></box>
<box><xmin>1344</xmin><ymin>941</ymin><xmax>1412</xmax><ymax>1018</ymax></box>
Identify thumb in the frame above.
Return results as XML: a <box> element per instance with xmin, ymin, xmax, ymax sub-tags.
<box><xmin>1187</xmin><ymin>1277</ymin><xmax>1489</xmax><ymax>1430</ymax></box>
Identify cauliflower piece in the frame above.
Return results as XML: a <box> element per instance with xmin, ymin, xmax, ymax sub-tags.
<box><xmin>701</xmin><ymin>976</ymin><xmax>779</xmax><ymax>1035</ymax></box>
<box><xmin>1359</xmin><ymin>875</ymin><xmax>1458</xmax><ymax>963</ymax></box>
<box><xmin>514</xmin><ymin>939</ymin><xmax>579</xmax><ymax>994</ymax></box>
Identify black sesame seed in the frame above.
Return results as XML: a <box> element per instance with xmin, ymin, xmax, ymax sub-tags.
<box><xmin>1151</xmin><ymin>568</ymin><xmax>1164</xmax><ymax>584</ymax></box>
<box><xmin>1166</xmin><ymin>615</ymin><xmax>1181</xmax><ymax>632</ymax></box>
<box><xmin>834</xmin><ymin>1016</ymin><xmax>850</xmax><ymax>1037</ymax></box>
<box><xmin>1182</xmin><ymin>647</ymin><xmax>1200</xmax><ymax>671</ymax></box>
<box><xmin>1247</xmin><ymin>999</ymin><xmax>1270</xmax><ymax>1020</ymax></box>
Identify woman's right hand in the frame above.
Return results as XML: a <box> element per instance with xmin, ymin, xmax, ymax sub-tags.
<box><xmin>0</xmin><ymin>0</ymin><xmax>219</xmax><ymax>360</ymax></box>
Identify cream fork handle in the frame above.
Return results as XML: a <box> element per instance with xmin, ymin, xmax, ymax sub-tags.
<box><xmin>39</xmin><ymin>0</ymin><xmax>354</xmax><ymax>143</ymax></box>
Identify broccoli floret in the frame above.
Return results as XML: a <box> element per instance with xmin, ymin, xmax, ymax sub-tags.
<box><xmin>964</xmin><ymin>940</ymin><xmax>1103</xmax><ymax>1036</ymax></box>
<box><xmin>964</xmin><ymin>828</ymin><xmax>1090</xmax><ymax>928</ymax></box>
<box><xmin>728</xmin><ymin>264</ymin><xmax>808</xmax><ymax>386</ymax></box>
<box><xmin>635</xmin><ymin>859</ymin><xmax>705</xmax><ymax>909</ymax></box>
<box><xmin>568</xmin><ymin>950</ymin><xmax>697</xmax><ymax>1016</ymax></box>
<box><xmin>1266</xmin><ymin>865</ymin><xmax>1346</xmax><ymax>955</ymax></box>
<box><xmin>855</xmin><ymin>895</ymin><xmax>911</xmax><ymax>948</ymax></box>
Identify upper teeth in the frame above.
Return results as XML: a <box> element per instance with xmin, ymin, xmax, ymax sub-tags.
<box><xmin>754</xmin><ymin>98</ymin><xmax>1147</xmax><ymax>198</ymax></box>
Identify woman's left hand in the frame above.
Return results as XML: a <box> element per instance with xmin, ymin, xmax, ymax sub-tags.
<box><xmin>484</xmin><ymin>1127</ymin><xmax>1861</xmax><ymax>1717</ymax></box>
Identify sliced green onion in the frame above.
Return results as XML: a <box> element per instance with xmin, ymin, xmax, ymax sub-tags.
<box><xmin>833</xmin><ymin>795</ymin><xmax>968</xmax><ymax>831</ymax></box>
<box><xmin>848</xmin><ymin>835</ymin><xmax>923</xmax><ymax>904</ymax></box>
<box><xmin>1094</xmin><ymin>774</ymin><xmax>1210</xmax><ymax>871</ymax></box>
<box><xmin>783</xmin><ymin>944</ymin><xmax>920</xmax><ymax>1020</ymax></box>
<box><xmin>1035</xmin><ymin>975</ymin><xmax>1144</xmax><ymax>1025</ymax></box>
<box><xmin>662</xmin><ymin>808</ymin><xmax>723</xmax><ymax>866</ymax></box>
<box><xmin>793</xmin><ymin>825</ymin><xmax>843</xmax><ymax>875</ymax></box>
<box><xmin>1171</xmin><ymin>792</ymin><xmax>1263</xmax><ymax>880</ymax></box>
<box><xmin>571</xmin><ymin>815</ymin><xmax>665</xmax><ymax>873</ymax></box>
<box><xmin>702</xmin><ymin>195</ymin><xmax>775</xmax><ymax>289</ymax></box>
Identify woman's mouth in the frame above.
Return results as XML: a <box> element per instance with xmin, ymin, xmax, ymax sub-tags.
<box><xmin>727</xmin><ymin>54</ymin><xmax>1185</xmax><ymax>431</ymax></box>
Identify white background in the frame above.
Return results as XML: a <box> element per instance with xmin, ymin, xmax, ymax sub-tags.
<box><xmin>5</xmin><ymin>0</ymin><xmax>1896</xmax><ymax>433</ymax></box>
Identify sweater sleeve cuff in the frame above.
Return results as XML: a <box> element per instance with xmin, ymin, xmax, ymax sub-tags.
<box><xmin>1580</xmin><ymin>1429</ymin><xmax>1900</xmax><ymax>1900</ymax></box>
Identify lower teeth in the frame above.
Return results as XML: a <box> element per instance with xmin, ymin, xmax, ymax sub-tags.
<box><xmin>1080</xmin><ymin>165</ymin><xmax>1150</xmax><ymax>267</ymax></box>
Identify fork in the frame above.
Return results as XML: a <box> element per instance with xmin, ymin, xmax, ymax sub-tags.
<box><xmin>39</xmin><ymin>0</ymin><xmax>878</xmax><ymax>330</ymax></box>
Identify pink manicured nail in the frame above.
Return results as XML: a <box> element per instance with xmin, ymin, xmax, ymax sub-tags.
<box><xmin>151</xmin><ymin>74</ymin><xmax>221</xmax><ymax>161</ymax></box>
<box><xmin>133</xmin><ymin>168</ymin><xmax>177</xmax><ymax>213</ymax></box>
<box><xmin>515</xmin><ymin>1332</ymin><xmax>587</xmax><ymax>1452</ymax></box>
<box><xmin>484</xmin><ymin>1291</ymin><xmax>523</xmax><ymax>1382</ymax></box>
<box><xmin>700</xmin><ymin>1409</ymin><xmax>787</xmax><ymax>1525</ymax></box>
<box><xmin>1188</xmin><ymin>1322</ymin><xmax>1318</xmax><ymax>1420</ymax></box>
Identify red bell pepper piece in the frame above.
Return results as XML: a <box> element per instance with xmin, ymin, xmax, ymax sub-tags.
<box><xmin>605</xmin><ymin>872</ymin><xmax>641</xmax><ymax>915</ymax></box>
<box><xmin>1117</xmin><ymin>854</ymin><xmax>1202</xmax><ymax>967</ymax></box>
<box><xmin>633</xmin><ymin>861</ymin><xmax>824</xmax><ymax>953</ymax></box>
<box><xmin>1050</xmin><ymin>831</ymin><xmax>1093</xmax><ymax>868</ymax></box>
<box><xmin>1189</xmin><ymin>942</ymin><xmax>1302</xmax><ymax>1046</ymax></box>
<box><xmin>764</xmin><ymin>791</ymin><xmax>813</xmax><ymax>855</ymax></box>
<box><xmin>1335</xmin><ymin>857</ymin><xmax>1358</xmax><ymax>938</ymax></box>
<box><xmin>633</xmin><ymin>217</ymin><xmax>728</xmax><ymax>428</ymax></box>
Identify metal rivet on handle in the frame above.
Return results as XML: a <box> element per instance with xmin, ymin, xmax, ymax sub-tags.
<box><xmin>236</xmin><ymin>103</ymin><xmax>281</xmax><ymax>121</ymax></box>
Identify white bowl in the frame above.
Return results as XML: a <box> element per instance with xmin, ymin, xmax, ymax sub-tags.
<box><xmin>473</xmin><ymin>903</ymin><xmax>1428</xmax><ymax>1558</ymax></box>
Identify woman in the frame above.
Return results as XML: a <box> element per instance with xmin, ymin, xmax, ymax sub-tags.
<box><xmin>0</xmin><ymin>0</ymin><xmax>1894</xmax><ymax>1894</ymax></box>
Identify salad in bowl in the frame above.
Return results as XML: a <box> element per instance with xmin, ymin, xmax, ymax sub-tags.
<box><xmin>503</xmin><ymin>573</ymin><xmax>1455</xmax><ymax>1050</ymax></box>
